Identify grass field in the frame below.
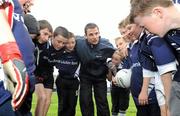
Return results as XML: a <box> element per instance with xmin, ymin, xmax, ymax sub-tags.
<box><xmin>31</xmin><ymin>92</ymin><xmax>137</xmax><ymax>116</ymax></box>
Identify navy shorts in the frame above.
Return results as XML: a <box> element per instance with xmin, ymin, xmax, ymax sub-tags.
<box><xmin>36</xmin><ymin>74</ymin><xmax>54</xmax><ymax>89</ymax></box>
<box><xmin>111</xmin><ymin>84</ymin><xmax>130</xmax><ymax>113</ymax></box>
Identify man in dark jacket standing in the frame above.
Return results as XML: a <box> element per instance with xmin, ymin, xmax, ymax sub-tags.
<box><xmin>76</xmin><ymin>23</ymin><xmax>114</xmax><ymax>116</ymax></box>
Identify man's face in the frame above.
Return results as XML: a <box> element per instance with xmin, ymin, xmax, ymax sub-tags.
<box><xmin>85</xmin><ymin>27</ymin><xmax>100</xmax><ymax>45</ymax></box>
<box><xmin>134</xmin><ymin>8</ymin><xmax>169</xmax><ymax>37</ymax></box>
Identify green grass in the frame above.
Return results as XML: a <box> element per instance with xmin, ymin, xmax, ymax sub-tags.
<box><xmin>31</xmin><ymin>92</ymin><xmax>136</xmax><ymax>116</ymax></box>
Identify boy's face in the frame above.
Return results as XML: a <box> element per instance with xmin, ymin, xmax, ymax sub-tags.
<box><xmin>65</xmin><ymin>37</ymin><xmax>76</xmax><ymax>52</ymax></box>
<box><xmin>111</xmin><ymin>53</ymin><xmax>122</xmax><ymax>66</ymax></box>
<box><xmin>52</xmin><ymin>35</ymin><xmax>67</xmax><ymax>50</ymax></box>
<box><xmin>124</xmin><ymin>24</ymin><xmax>142</xmax><ymax>42</ymax></box>
<box><xmin>134</xmin><ymin>8</ymin><xmax>169</xmax><ymax>37</ymax></box>
<box><xmin>119</xmin><ymin>27</ymin><xmax>127</xmax><ymax>35</ymax></box>
<box><xmin>85</xmin><ymin>27</ymin><xmax>100</xmax><ymax>45</ymax></box>
<box><xmin>38</xmin><ymin>28</ymin><xmax>52</xmax><ymax>44</ymax></box>
<box><xmin>116</xmin><ymin>38</ymin><xmax>128</xmax><ymax>50</ymax></box>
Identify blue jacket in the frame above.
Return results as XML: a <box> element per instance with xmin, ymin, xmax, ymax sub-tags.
<box><xmin>76</xmin><ymin>36</ymin><xmax>115</xmax><ymax>79</ymax></box>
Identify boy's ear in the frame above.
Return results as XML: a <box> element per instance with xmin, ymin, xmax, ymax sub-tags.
<box><xmin>152</xmin><ymin>7</ymin><xmax>163</xmax><ymax>19</ymax></box>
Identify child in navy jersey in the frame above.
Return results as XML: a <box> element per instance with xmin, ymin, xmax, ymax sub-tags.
<box><xmin>130</xmin><ymin>0</ymin><xmax>180</xmax><ymax>115</ymax></box>
<box><xmin>138</xmin><ymin>32</ymin><xmax>177</xmax><ymax>116</ymax></box>
<box><xmin>107</xmin><ymin>50</ymin><xmax>130</xmax><ymax>116</ymax></box>
<box><xmin>121</xmin><ymin>23</ymin><xmax>161</xmax><ymax>116</ymax></box>
<box><xmin>55</xmin><ymin>32</ymin><xmax>80</xmax><ymax>116</ymax></box>
<box><xmin>34</xmin><ymin>19</ymin><xmax>53</xmax><ymax>116</ymax></box>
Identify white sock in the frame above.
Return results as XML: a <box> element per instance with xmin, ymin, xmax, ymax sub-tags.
<box><xmin>119</xmin><ymin>110</ymin><xmax>126</xmax><ymax>116</ymax></box>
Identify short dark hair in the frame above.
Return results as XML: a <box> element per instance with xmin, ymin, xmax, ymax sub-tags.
<box><xmin>24</xmin><ymin>14</ymin><xmax>40</xmax><ymax>35</ymax></box>
<box><xmin>53</xmin><ymin>26</ymin><xmax>69</xmax><ymax>39</ymax></box>
<box><xmin>84</xmin><ymin>23</ymin><xmax>99</xmax><ymax>35</ymax></box>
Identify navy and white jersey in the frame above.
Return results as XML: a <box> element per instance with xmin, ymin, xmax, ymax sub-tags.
<box><xmin>139</xmin><ymin>33</ymin><xmax>177</xmax><ymax>77</ymax></box>
<box><xmin>0</xmin><ymin>0</ymin><xmax>35</xmax><ymax>105</ymax></box>
<box><xmin>173</xmin><ymin>0</ymin><xmax>180</xmax><ymax>4</ymax></box>
<box><xmin>55</xmin><ymin>50</ymin><xmax>80</xmax><ymax>79</ymax></box>
<box><xmin>34</xmin><ymin>40</ymin><xmax>62</xmax><ymax>78</ymax></box>
<box><xmin>165</xmin><ymin>29</ymin><xmax>180</xmax><ymax>81</ymax></box>
<box><xmin>76</xmin><ymin>36</ymin><xmax>115</xmax><ymax>78</ymax></box>
<box><xmin>124</xmin><ymin>39</ymin><xmax>157</xmax><ymax>106</ymax></box>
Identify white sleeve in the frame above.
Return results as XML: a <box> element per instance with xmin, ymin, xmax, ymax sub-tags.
<box><xmin>143</xmin><ymin>68</ymin><xmax>156</xmax><ymax>78</ymax></box>
<box><xmin>157</xmin><ymin>61</ymin><xmax>177</xmax><ymax>75</ymax></box>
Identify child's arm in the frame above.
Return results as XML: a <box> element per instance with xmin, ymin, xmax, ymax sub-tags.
<box><xmin>160</xmin><ymin>72</ymin><xmax>173</xmax><ymax>105</ymax></box>
<box><xmin>138</xmin><ymin>68</ymin><xmax>155</xmax><ymax>105</ymax></box>
<box><xmin>138</xmin><ymin>77</ymin><xmax>151</xmax><ymax>105</ymax></box>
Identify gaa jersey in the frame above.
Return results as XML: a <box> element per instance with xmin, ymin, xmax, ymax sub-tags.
<box><xmin>55</xmin><ymin>50</ymin><xmax>80</xmax><ymax>79</ymax></box>
<box><xmin>0</xmin><ymin>0</ymin><xmax>35</xmax><ymax>105</ymax></box>
<box><xmin>139</xmin><ymin>33</ymin><xmax>177</xmax><ymax>78</ymax></box>
<box><xmin>165</xmin><ymin>29</ymin><xmax>180</xmax><ymax>81</ymax></box>
<box><xmin>124</xmin><ymin>39</ymin><xmax>157</xmax><ymax>106</ymax></box>
<box><xmin>34</xmin><ymin>40</ymin><xmax>59</xmax><ymax>78</ymax></box>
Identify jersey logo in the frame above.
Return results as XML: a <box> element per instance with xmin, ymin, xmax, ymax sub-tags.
<box><xmin>13</xmin><ymin>13</ymin><xmax>24</xmax><ymax>22</ymax></box>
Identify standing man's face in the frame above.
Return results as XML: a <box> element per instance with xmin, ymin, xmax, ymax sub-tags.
<box><xmin>85</xmin><ymin>27</ymin><xmax>100</xmax><ymax>45</ymax></box>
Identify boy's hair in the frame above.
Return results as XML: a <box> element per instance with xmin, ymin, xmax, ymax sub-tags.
<box><xmin>68</xmin><ymin>32</ymin><xmax>75</xmax><ymax>39</ymax></box>
<box><xmin>115</xmin><ymin>36</ymin><xmax>128</xmax><ymax>43</ymax></box>
<box><xmin>130</xmin><ymin>0</ymin><xmax>173</xmax><ymax>22</ymax></box>
<box><xmin>53</xmin><ymin>26</ymin><xmax>69</xmax><ymax>39</ymax></box>
<box><xmin>38</xmin><ymin>20</ymin><xmax>53</xmax><ymax>33</ymax></box>
<box><xmin>24</xmin><ymin>14</ymin><xmax>40</xmax><ymax>35</ymax></box>
<box><xmin>84</xmin><ymin>23</ymin><xmax>99</xmax><ymax>35</ymax></box>
<box><xmin>115</xmin><ymin>37</ymin><xmax>123</xmax><ymax>43</ymax></box>
<box><xmin>118</xmin><ymin>15</ymin><xmax>131</xmax><ymax>29</ymax></box>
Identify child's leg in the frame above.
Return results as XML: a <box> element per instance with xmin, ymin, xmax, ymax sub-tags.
<box><xmin>43</xmin><ymin>88</ymin><xmax>53</xmax><ymax>116</ymax></box>
<box><xmin>118</xmin><ymin>87</ymin><xmax>130</xmax><ymax>116</ymax></box>
<box><xmin>43</xmin><ymin>75</ymin><xmax>54</xmax><ymax>116</ymax></box>
<box><xmin>67</xmin><ymin>79</ymin><xmax>79</xmax><ymax>116</ymax></box>
<box><xmin>34</xmin><ymin>83</ymin><xmax>46</xmax><ymax>116</ymax></box>
<box><xmin>111</xmin><ymin>84</ymin><xmax>121</xmax><ymax>116</ymax></box>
